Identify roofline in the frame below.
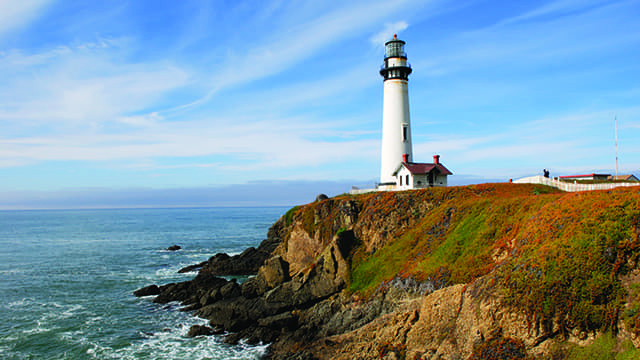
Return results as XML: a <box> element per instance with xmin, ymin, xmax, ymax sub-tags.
<box><xmin>612</xmin><ymin>174</ymin><xmax>640</xmax><ymax>180</ymax></box>
<box><xmin>393</xmin><ymin>162</ymin><xmax>453</xmax><ymax>176</ymax></box>
<box><xmin>558</xmin><ymin>173</ymin><xmax>611</xmax><ymax>179</ymax></box>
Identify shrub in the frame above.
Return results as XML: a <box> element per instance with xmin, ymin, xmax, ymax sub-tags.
<box><xmin>469</xmin><ymin>332</ymin><xmax>529</xmax><ymax>360</ymax></box>
<box><xmin>284</xmin><ymin>205</ymin><xmax>301</xmax><ymax>226</ymax></box>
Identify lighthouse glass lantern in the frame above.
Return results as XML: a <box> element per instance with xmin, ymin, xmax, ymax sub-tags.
<box><xmin>385</xmin><ymin>39</ymin><xmax>405</xmax><ymax>59</ymax></box>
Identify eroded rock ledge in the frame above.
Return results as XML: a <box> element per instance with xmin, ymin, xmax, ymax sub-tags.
<box><xmin>135</xmin><ymin>184</ymin><xmax>640</xmax><ymax>359</ymax></box>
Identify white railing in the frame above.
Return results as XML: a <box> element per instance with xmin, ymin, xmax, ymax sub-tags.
<box><xmin>349</xmin><ymin>188</ymin><xmax>378</xmax><ymax>195</ymax></box>
<box><xmin>513</xmin><ymin>176</ymin><xmax>640</xmax><ymax>192</ymax></box>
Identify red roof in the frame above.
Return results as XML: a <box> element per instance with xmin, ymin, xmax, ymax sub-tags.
<box><xmin>558</xmin><ymin>173</ymin><xmax>610</xmax><ymax>179</ymax></box>
<box><xmin>394</xmin><ymin>162</ymin><xmax>452</xmax><ymax>176</ymax></box>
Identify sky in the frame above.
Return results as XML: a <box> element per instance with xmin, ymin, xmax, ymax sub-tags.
<box><xmin>1</xmin><ymin>0</ymin><xmax>639</xmax><ymax>209</ymax></box>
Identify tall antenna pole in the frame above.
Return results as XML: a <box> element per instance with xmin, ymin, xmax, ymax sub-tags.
<box><xmin>615</xmin><ymin>115</ymin><xmax>619</xmax><ymax>177</ymax></box>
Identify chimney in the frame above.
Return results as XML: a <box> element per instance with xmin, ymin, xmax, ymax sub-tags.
<box><xmin>433</xmin><ymin>155</ymin><xmax>440</xmax><ymax>164</ymax></box>
<box><xmin>402</xmin><ymin>153</ymin><xmax>409</xmax><ymax>163</ymax></box>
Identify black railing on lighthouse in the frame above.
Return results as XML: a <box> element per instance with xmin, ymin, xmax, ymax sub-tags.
<box><xmin>380</xmin><ymin>63</ymin><xmax>412</xmax><ymax>80</ymax></box>
<box><xmin>380</xmin><ymin>63</ymin><xmax>412</xmax><ymax>71</ymax></box>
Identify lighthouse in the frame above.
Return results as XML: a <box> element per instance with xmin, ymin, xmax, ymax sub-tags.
<box><xmin>348</xmin><ymin>35</ymin><xmax>451</xmax><ymax>195</ymax></box>
<box><xmin>379</xmin><ymin>34</ymin><xmax>413</xmax><ymax>186</ymax></box>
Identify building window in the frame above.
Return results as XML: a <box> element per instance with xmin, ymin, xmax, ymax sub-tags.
<box><xmin>406</xmin><ymin>175</ymin><xmax>410</xmax><ymax>186</ymax></box>
<box><xmin>399</xmin><ymin>176</ymin><xmax>403</xmax><ymax>186</ymax></box>
<box><xmin>402</xmin><ymin>125</ymin><xmax>408</xmax><ymax>142</ymax></box>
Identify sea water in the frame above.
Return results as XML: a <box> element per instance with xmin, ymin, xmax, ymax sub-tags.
<box><xmin>0</xmin><ymin>207</ymin><xmax>287</xmax><ymax>359</ymax></box>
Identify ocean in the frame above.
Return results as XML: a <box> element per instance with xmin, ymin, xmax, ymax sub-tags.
<box><xmin>0</xmin><ymin>207</ymin><xmax>288</xmax><ymax>359</ymax></box>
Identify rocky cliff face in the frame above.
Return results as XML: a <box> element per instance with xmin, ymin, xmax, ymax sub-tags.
<box><xmin>136</xmin><ymin>183</ymin><xmax>640</xmax><ymax>359</ymax></box>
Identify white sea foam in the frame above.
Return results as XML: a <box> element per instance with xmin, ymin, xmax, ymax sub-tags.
<box><xmin>179</xmin><ymin>270</ymin><xmax>199</xmax><ymax>276</ymax></box>
<box><xmin>85</xmin><ymin>316</ymin><xmax>103</xmax><ymax>325</ymax></box>
<box><xmin>22</xmin><ymin>320</ymin><xmax>52</xmax><ymax>334</ymax></box>
<box><xmin>60</xmin><ymin>304</ymin><xmax>84</xmax><ymax>318</ymax></box>
<box><xmin>7</xmin><ymin>298</ymin><xmax>33</xmax><ymax>308</ymax></box>
<box><xmin>184</xmin><ymin>251</ymin><xmax>216</xmax><ymax>258</ymax></box>
<box><xmin>80</xmin><ymin>316</ymin><xmax>267</xmax><ymax>360</ymax></box>
<box><xmin>154</xmin><ymin>265</ymin><xmax>196</xmax><ymax>278</ymax></box>
<box><xmin>0</xmin><ymin>269</ymin><xmax>25</xmax><ymax>275</ymax></box>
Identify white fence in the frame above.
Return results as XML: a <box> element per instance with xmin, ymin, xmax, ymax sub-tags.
<box><xmin>349</xmin><ymin>188</ymin><xmax>378</xmax><ymax>195</ymax></box>
<box><xmin>514</xmin><ymin>176</ymin><xmax>640</xmax><ymax>192</ymax></box>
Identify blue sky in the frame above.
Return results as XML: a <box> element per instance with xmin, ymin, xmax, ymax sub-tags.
<box><xmin>1</xmin><ymin>0</ymin><xmax>639</xmax><ymax>208</ymax></box>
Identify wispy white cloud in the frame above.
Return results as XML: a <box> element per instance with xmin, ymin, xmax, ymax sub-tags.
<box><xmin>0</xmin><ymin>41</ymin><xmax>190</xmax><ymax>129</ymax></box>
<box><xmin>498</xmin><ymin>0</ymin><xmax>608</xmax><ymax>26</ymax></box>
<box><xmin>165</xmin><ymin>0</ymin><xmax>423</xmax><ymax>114</ymax></box>
<box><xmin>1</xmin><ymin>0</ymin><xmax>422</xmax><ymax>172</ymax></box>
<box><xmin>0</xmin><ymin>114</ymin><xmax>378</xmax><ymax>174</ymax></box>
<box><xmin>0</xmin><ymin>0</ymin><xmax>52</xmax><ymax>37</ymax></box>
<box><xmin>412</xmin><ymin>0</ymin><xmax>640</xmax><ymax>77</ymax></box>
<box><xmin>228</xmin><ymin>65</ymin><xmax>379</xmax><ymax>117</ymax></box>
<box><xmin>116</xmin><ymin>112</ymin><xmax>164</xmax><ymax>127</ymax></box>
<box><xmin>369</xmin><ymin>21</ymin><xmax>409</xmax><ymax>47</ymax></box>
<box><xmin>414</xmin><ymin>107</ymin><xmax>639</xmax><ymax>178</ymax></box>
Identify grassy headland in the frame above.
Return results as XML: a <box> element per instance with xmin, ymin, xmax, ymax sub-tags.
<box><xmin>290</xmin><ymin>183</ymin><xmax>640</xmax><ymax>340</ymax></box>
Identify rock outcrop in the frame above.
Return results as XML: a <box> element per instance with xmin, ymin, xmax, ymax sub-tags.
<box><xmin>133</xmin><ymin>284</ymin><xmax>160</xmax><ymax>297</ymax></box>
<box><xmin>135</xmin><ymin>184</ymin><xmax>640</xmax><ymax>359</ymax></box>
<box><xmin>187</xmin><ymin>324</ymin><xmax>221</xmax><ymax>337</ymax></box>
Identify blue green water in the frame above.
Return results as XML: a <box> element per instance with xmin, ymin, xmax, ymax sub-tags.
<box><xmin>0</xmin><ymin>207</ymin><xmax>287</xmax><ymax>359</ymax></box>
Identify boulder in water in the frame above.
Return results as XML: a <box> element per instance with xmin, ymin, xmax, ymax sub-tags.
<box><xmin>133</xmin><ymin>284</ymin><xmax>160</xmax><ymax>297</ymax></box>
<box><xmin>187</xmin><ymin>324</ymin><xmax>222</xmax><ymax>337</ymax></box>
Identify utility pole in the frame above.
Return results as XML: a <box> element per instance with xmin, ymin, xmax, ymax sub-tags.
<box><xmin>615</xmin><ymin>116</ymin><xmax>619</xmax><ymax>177</ymax></box>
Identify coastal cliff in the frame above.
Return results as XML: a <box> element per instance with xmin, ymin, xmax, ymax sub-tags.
<box><xmin>137</xmin><ymin>183</ymin><xmax>640</xmax><ymax>359</ymax></box>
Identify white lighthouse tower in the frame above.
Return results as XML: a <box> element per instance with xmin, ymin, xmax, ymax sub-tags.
<box><xmin>379</xmin><ymin>34</ymin><xmax>413</xmax><ymax>186</ymax></box>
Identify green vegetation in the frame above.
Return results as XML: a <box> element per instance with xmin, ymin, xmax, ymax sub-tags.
<box><xmin>284</xmin><ymin>182</ymin><xmax>640</xmax><ymax>356</ymax></box>
<box><xmin>564</xmin><ymin>333</ymin><xmax>640</xmax><ymax>360</ymax></box>
<box><xmin>342</xmin><ymin>184</ymin><xmax>640</xmax><ymax>337</ymax></box>
<box><xmin>284</xmin><ymin>205</ymin><xmax>301</xmax><ymax>226</ymax></box>
<box><xmin>532</xmin><ymin>184</ymin><xmax>556</xmax><ymax>195</ymax></box>
<box><xmin>284</xmin><ymin>183</ymin><xmax>640</xmax><ymax>360</ymax></box>
<box><xmin>501</xmin><ymin>190</ymin><xmax>640</xmax><ymax>336</ymax></box>
<box><xmin>623</xmin><ymin>281</ymin><xmax>640</xmax><ymax>336</ymax></box>
<box><xmin>348</xmin><ymin>184</ymin><xmax>563</xmax><ymax>296</ymax></box>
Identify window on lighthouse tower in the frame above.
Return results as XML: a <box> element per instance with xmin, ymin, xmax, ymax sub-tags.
<box><xmin>402</xmin><ymin>125</ymin><xmax>408</xmax><ymax>142</ymax></box>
